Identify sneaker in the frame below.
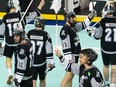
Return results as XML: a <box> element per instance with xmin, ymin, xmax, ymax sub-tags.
<box><xmin>7</xmin><ymin>75</ymin><xmax>13</xmax><ymax>85</ymax></box>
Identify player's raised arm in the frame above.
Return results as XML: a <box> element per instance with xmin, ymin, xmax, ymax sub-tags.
<box><xmin>37</xmin><ymin>0</ymin><xmax>45</xmax><ymax>11</ymax></box>
<box><xmin>25</xmin><ymin>0</ymin><xmax>45</xmax><ymax>24</ymax></box>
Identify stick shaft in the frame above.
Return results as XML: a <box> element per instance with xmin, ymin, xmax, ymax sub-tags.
<box><xmin>91</xmin><ymin>1</ymin><xmax>108</xmax><ymax>27</ymax></box>
<box><xmin>19</xmin><ymin>0</ymin><xmax>34</xmax><ymax>23</ymax></box>
<box><xmin>56</xmin><ymin>14</ymin><xmax>58</xmax><ymax>46</ymax></box>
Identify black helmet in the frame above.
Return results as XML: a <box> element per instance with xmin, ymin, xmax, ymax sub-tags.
<box><xmin>87</xmin><ymin>49</ymin><xmax>98</xmax><ymax>62</ymax></box>
<box><xmin>80</xmin><ymin>48</ymin><xmax>98</xmax><ymax>63</ymax></box>
<box><xmin>65</xmin><ymin>11</ymin><xmax>76</xmax><ymax>22</ymax></box>
<box><xmin>34</xmin><ymin>17</ymin><xmax>45</xmax><ymax>29</ymax></box>
<box><xmin>8</xmin><ymin>0</ymin><xmax>15</xmax><ymax>9</ymax></box>
<box><xmin>13</xmin><ymin>29</ymin><xmax>25</xmax><ymax>39</ymax></box>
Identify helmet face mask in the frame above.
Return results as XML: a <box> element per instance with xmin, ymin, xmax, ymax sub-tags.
<box><xmin>65</xmin><ymin>11</ymin><xmax>76</xmax><ymax>23</ymax></box>
<box><xmin>34</xmin><ymin>17</ymin><xmax>45</xmax><ymax>30</ymax></box>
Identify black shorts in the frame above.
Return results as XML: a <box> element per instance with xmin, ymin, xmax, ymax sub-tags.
<box><xmin>20</xmin><ymin>79</ymin><xmax>33</xmax><ymax>87</ymax></box>
<box><xmin>101</xmin><ymin>51</ymin><xmax>116</xmax><ymax>65</ymax></box>
<box><xmin>3</xmin><ymin>44</ymin><xmax>16</xmax><ymax>58</ymax></box>
<box><xmin>32</xmin><ymin>64</ymin><xmax>46</xmax><ymax>80</ymax></box>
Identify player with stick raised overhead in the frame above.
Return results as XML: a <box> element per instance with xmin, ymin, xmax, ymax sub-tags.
<box><xmin>0</xmin><ymin>0</ymin><xmax>45</xmax><ymax>85</ymax></box>
<box><xmin>87</xmin><ymin>0</ymin><xmax>116</xmax><ymax>86</ymax></box>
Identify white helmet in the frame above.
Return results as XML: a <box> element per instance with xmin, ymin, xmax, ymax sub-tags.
<box><xmin>8</xmin><ymin>0</ymin><xmax>15</xmax><ymax>8</ymax></box>
<box><xmin>102</xmin><ymin>3</ymin><xmax>115</xmax><ymax>17</ymax></box>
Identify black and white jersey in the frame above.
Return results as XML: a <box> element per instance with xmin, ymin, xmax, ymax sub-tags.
<box><xmin>60</xmin><ymin>17</ymin><xmax>91</xmax><ymax>62</ymax></box>
<box><xmin>1</xmin><ymin>11</ymin><xmax>22</xmax><ymax>45</ymax></box>
<box><xmin>100</xmin><ymin>17</ymin><xmax>116</xmax><ymax>54</ymax></box>
<box><xmin>27</xmin><ymin>29</ymin><xmax>54</xmax><ymax>67</ymax></box>
<box><xmin>60</xmin><ymin>24</ymin><xmax>81</xmax><ymax>63</ymax></box>
<box><xmin>60</xmin><ymin>59</ymin><xmax>103</xmax><ymax>87</ymax></box>
<box><xmin>14</xmin><ymin>39</ymin><xmax>33</xmax><ymax>82</ymax></box>
<box><xmin>70</xmin><ymin>64</ymin><xmax>103</xmax><ymax>87</ymax></box>
<box><xmin>73</xmin><ymin>0</ymin><xmax>81</xmax><ymax>14</ymax></box>
<box><xmin>0</xmin><ymin>9</ymin><xmax>41</xmax><ymax>46</ymax></box>
<box><xmin>90</xmin><ymin>17</ymin><xmax>116</xmax><ymax>54</ymax></box>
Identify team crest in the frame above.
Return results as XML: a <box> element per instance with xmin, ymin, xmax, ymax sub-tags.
<box><xmin>19</xmin><ymin>48</ymin><xmax>25</xmax><ymax>55</ymax></box>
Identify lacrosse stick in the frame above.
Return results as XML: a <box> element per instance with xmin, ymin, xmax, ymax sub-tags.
<box><xmin>19</xmin><ymin>0</ymin><xmax>34</xmax><ymax>24</ymax></box>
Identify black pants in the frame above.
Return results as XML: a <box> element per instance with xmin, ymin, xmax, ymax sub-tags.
<box><xmin>20</xmin><ymin>79</ymin><xmax>33</xmax><ymax>87</ymax></box>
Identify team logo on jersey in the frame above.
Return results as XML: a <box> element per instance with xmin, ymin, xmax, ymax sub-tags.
<box><xmin>19</xmin><ymin>48</ymin><xmax>25</xmax><ymax>55</ymax></box>
<box><xmin>96</xmin><ymin>71</ymin><xmax>100</xmax><ymax>77</ymax></box>
<box><xmin>84</xmin><ymin>76</ymin><xmax>89</xmax><ymax>80</ymax></box>
<box><xmin>88</xmin><ymin>72</ymin><xmax>91</xmax><ymax>77</ymax></box>
<box><xmin>61</xmin><ymin>30</ymin><xmax>66</xmax><ymax>35</ymax></box>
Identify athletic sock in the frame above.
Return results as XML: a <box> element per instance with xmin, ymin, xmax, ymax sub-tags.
<box><xmin>8</xmin><ymin>68</ymin><xmax>12</xmax><ymax>76</ymax></box>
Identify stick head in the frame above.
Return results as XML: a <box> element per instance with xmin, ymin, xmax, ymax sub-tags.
<box><xmin>102</xmin><ymin>2</ymin><xmax>115</xmax><ymax>17</ymax></box>
<box><xmin>8</xmin><ymin>0</ymin><xmax>15</xmax><ymax>9</ymax></box>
